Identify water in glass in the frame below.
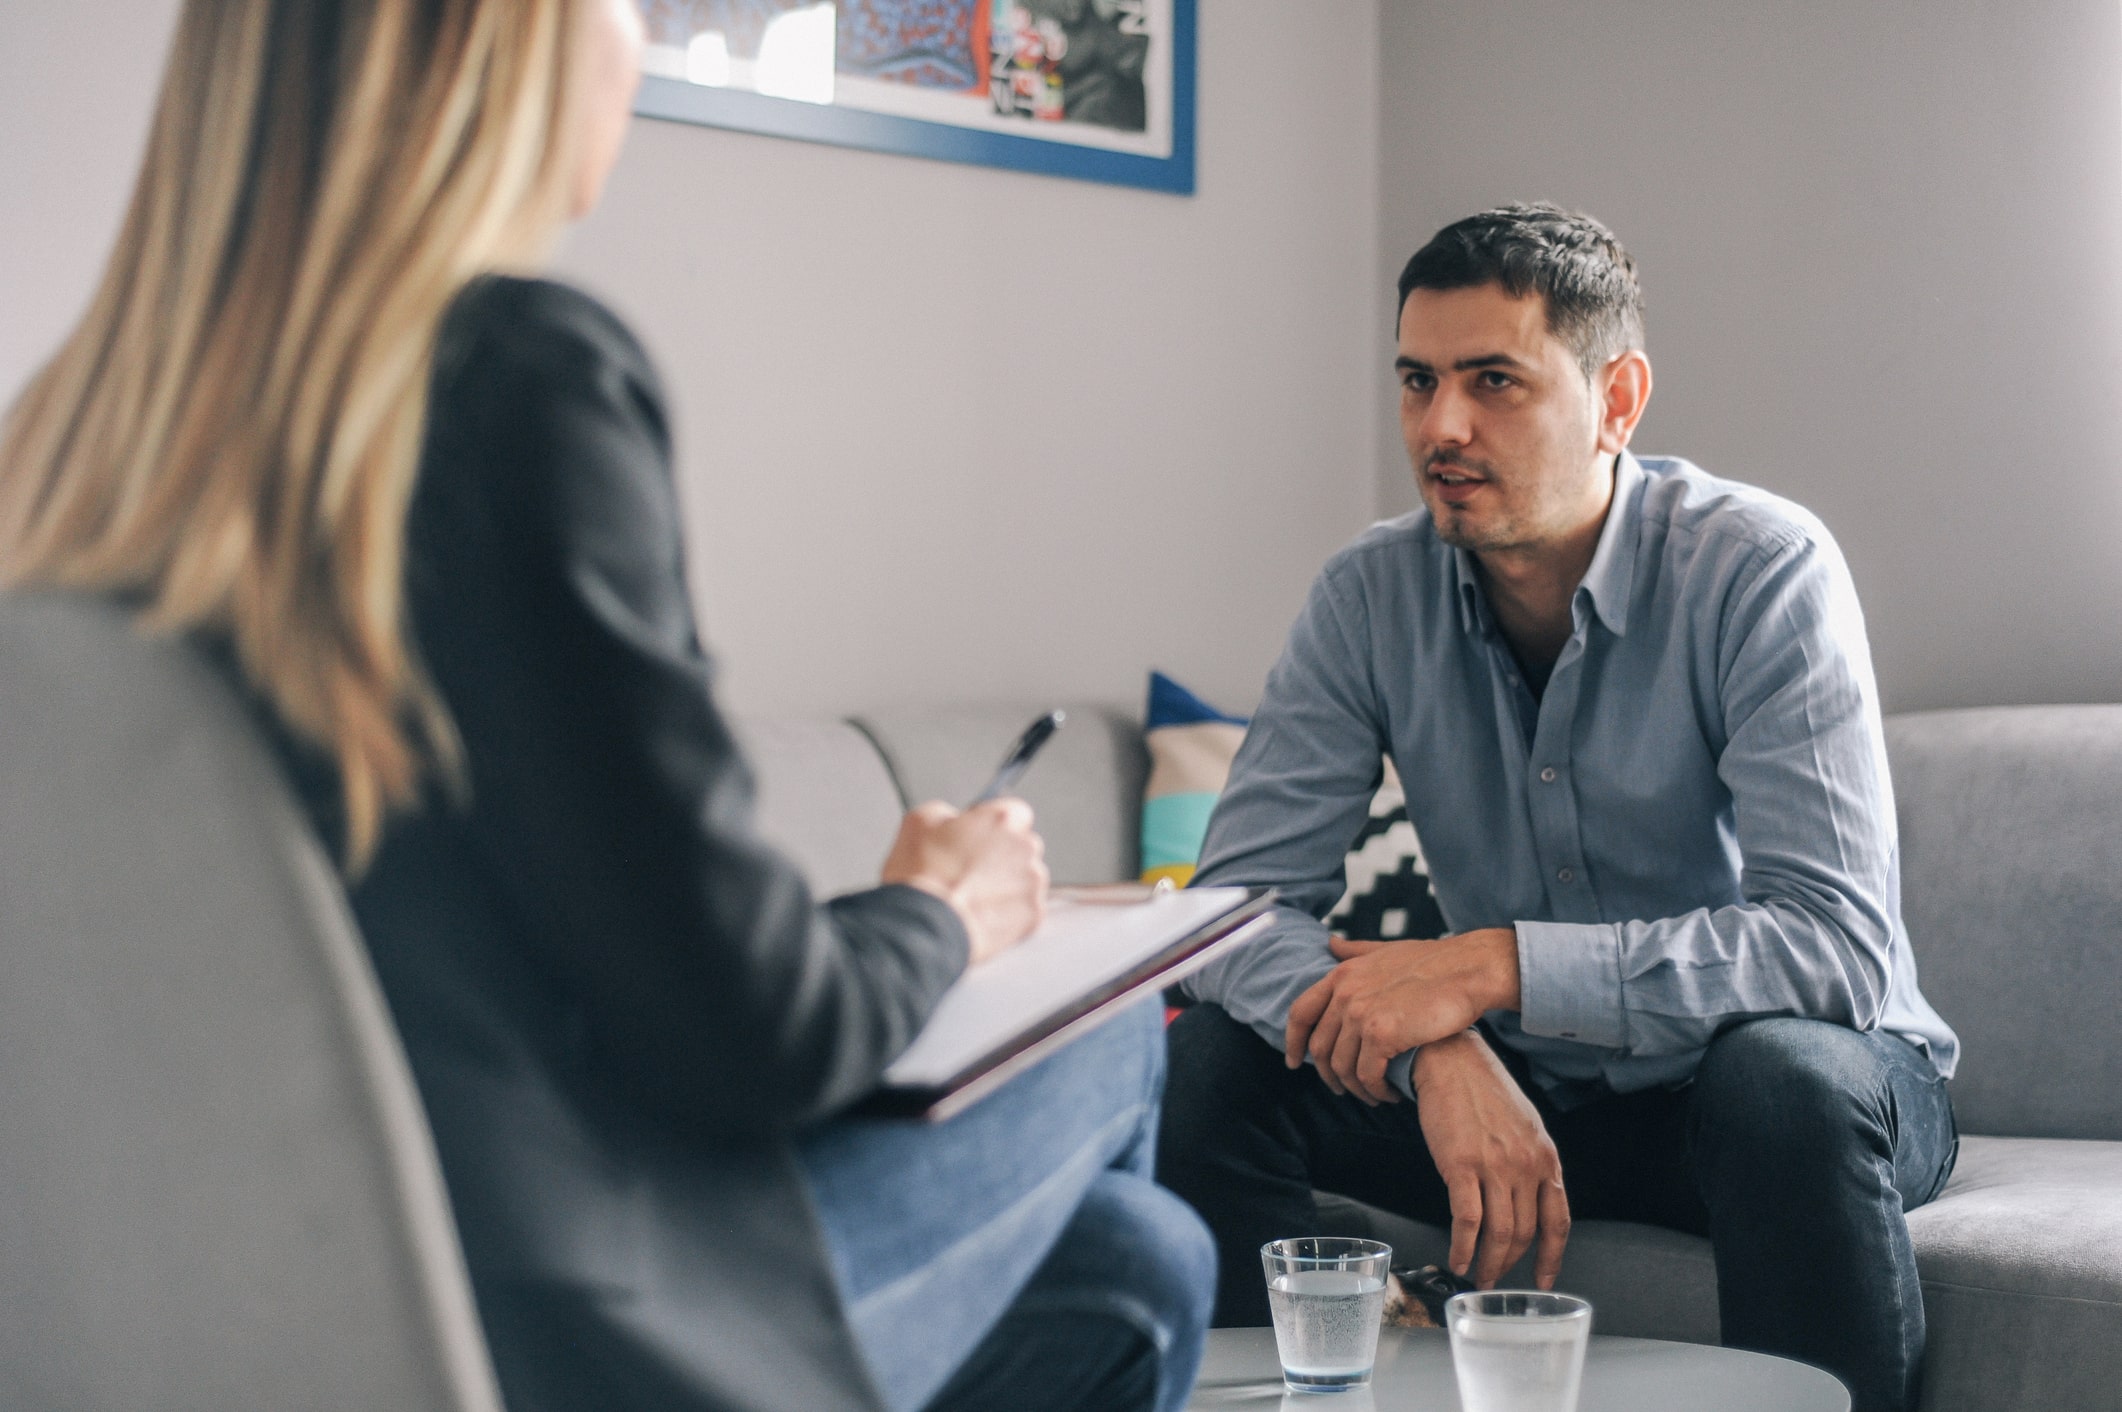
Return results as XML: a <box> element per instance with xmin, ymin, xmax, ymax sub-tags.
<box><xmin>1266</xmin><ymin>1268</ymin><xmax>1387</xmax><ymax>1392</ymax></box>
<box><xmin>1446</xmin><ymin>1291</ymin><xmax>1591</xmax><ymax>1412</ymax></box>
<box><xmin>1450</xmin><ymin>1318</ymin><xmax>1584</xmax><ymax>1411</ymax></box>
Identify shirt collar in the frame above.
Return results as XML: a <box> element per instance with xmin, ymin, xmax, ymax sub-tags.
<box><xmin>1452</xmin><ymin>451</ymin><xmax>1645</xmax><ymax>640</ymax></box>
<box><xmin>1575</xmin><ymin>450</ymin><xmax>1643</xmax><ymax>638</ymax></box>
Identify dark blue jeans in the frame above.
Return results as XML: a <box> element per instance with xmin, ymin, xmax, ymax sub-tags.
<box><xmin>798</xmin><ymin>1001</ymin><xmax>1215</xmax><ymax>1412</ymax></box>
<box><xmin>1158</xmin><ymin>1007</ymin><xmax>1957</xmax><ymax>1412</ymax></box>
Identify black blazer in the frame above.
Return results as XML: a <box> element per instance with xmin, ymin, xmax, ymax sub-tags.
<box><xmin>297</xmin><ymin>277</ymin><xmax>967</xmax><ymax>1411</ymax></box>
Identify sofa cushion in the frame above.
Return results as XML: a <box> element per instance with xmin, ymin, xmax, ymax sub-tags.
<box><xmin>1885</xmin><ymin>706</ymin><xmax>2122</xmax><ymax>1141</ymax></box>
<box><xmin>1909</xmin><ymin>1134</ymin><xmax>2122</xmax><ymax>1304</ymax></box>
<box><xmin>733</xmin><ymin>716</ymin><xmax>907</xmax><ymax>899</ymax></box>
<box><xmin>855</xmin><ymin>705</ymin><xmax>1148</xmax><ymax>885</ymax></box>
<box><xmin>1320</xmin><ymin>1131</ymin><xmax>2122</xmax><ymax>1411</ymax></box>
<box><xmin>1904</xmin><ymin>1134</ymin><xmax>2122</xmax><ymax>1409</ymax></box>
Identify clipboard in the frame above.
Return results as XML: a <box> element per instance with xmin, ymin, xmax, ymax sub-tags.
<box><xmin>860</xmin><ymin>885</ymin><xmax>1276</xmax><ymax>1121</ymax></box>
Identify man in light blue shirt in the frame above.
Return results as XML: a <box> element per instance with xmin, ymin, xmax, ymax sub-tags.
<box><xmin>1158</xmin><ymin>206</ymin><xmax>1958</xmax><ymax>1412</ymax></box>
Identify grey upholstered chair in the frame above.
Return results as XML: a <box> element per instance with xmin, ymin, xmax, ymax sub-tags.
<box><xmin>0</xmin><ymin>592</ymin><xmax>501</xmax><ymax>1411</ymax></box>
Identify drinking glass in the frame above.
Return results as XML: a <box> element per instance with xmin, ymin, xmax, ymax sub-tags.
<box><xmin>1445</xmin><ymin>1290</ymin><xmax>1592</xmax><ymax>1412</ymax></box>
<box><xmin>1260</xmin><ymin>1236</ymin><xmax>1391</xmax><ymax>1394</ymax></box>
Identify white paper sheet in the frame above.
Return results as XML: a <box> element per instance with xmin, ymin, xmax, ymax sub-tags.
<box><xmin>882</xmin><ymin>886</ymin><xmax>1251</xmax><ymax>1088</ymax></box>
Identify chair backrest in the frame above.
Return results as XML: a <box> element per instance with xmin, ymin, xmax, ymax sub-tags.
<box><xmin>0</xmin><ymin>593</ymin><xmax>502</xmax><ymax>1412</ymax></box>
<box><xmin>1886</xmin><ymin>705</ymin><xmax>2122</xmax><ymax>1141</ymax></box>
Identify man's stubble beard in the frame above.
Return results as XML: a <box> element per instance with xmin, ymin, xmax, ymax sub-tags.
<box><xmin>1422</xmin><ymin>482</ymin><xmax>1533</xmax><ymax>554</ymax></box>
<box><xmin>1419</xmin><ymin>438</ymin><xmax>1610</xmax><ymax>556</ymax></box>
<box><xmin>1430</xmin><ymin>507</ymin><xmax>1523</xmax><ymax>553</ymax></box>
<box><xmin>1418</xmin><ymin>449</ymin><xmax>1529</xmax><ymax>553</ymax></box>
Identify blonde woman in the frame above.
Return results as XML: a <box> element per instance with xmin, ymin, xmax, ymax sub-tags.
<box><xmin>0</xmin><ymin>2</ymin><xmax>1213</xmax><ymax>1408</ymax></box>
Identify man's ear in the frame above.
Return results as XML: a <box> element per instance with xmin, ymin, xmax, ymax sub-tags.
<box><xmin>1595</xmin><ymin>349</ymin><xmax>1652</xmax><ymax>454</ymax></box>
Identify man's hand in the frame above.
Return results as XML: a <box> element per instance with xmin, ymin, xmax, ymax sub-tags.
<box><xmin>1283</xmin><ymin>928</ymin><xmax>1522</xmax><ymax>1103</ymax></box>
<box><xmin>1414</xmin><ymin>1030</ymin><xmax>1570</xmax><ymax>1290</ymax></box>
<box><xmin>881</xmin><ymin>799</ymin><xmax>1048</xmax><ymax>965</ymax></box>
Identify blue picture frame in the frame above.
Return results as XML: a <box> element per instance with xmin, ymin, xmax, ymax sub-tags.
<box><xmin>633</xmin><ymin>0</ymin><xmax>1196</xmax><ymax>195</ymax></box>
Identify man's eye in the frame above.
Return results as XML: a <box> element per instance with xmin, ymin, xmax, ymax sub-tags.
<box><xmin>1478</xmin><ymin>370</ymin><xmax>1514</xmax><ymax>390</ymax></box>
<box><xmin>1402</xmin><ymin>373</ymin><xmax>1434</xmax><ymax>393</ymax></box>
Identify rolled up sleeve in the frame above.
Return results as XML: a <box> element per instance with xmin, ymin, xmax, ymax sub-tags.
<box><xmin>1515</xmin><ymin>920</ymin><xmax>1628</xmax><ymax>1049</ymax></box>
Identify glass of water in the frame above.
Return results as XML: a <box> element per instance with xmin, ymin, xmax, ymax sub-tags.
<box><xmin>1260</xmin><ymin>1237</ymin><xmax>1391</xmax><ymax>1394</ymax></box>
<box><xmin>1445</xmin><ymin>1290</ymin><xmax>1592</xmax><ymax>1412</ymax></box>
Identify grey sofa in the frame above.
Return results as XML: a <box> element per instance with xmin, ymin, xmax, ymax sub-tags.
<box><xmin>738</xmin><ymin>701</ymin><xmax>2122</xmax><ymax>1412</ymax></box>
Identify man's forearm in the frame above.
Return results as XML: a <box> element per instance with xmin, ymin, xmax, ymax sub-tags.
<box><xmin>1461</xmin><ymin>926</ymin><xmax>1523</xmax><ymax>1013</ymax></box>
<box><xmin>1286</xmin><ymin>927</ymin><xmax>1529</xmax><ymax>1103</ymax></box>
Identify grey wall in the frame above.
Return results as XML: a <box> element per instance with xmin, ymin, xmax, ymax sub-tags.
<box><xmin>0</xmin><ymin>4</ymin><xmax>184</xmax><ymax>403</ymax></box>
<box><xmin>1378</xmin><ymin>0</ymin><xmax>2122</xmax><ymax>712</ymax></box>
<box><xmin>14</xmin><ymin>1</ymin><xmax>2118</xmax><ymax>719</ymax></box>
<box><xmin>554</xmin><ymin>3</ymin><xmax>1382</xmax><ymax>716</ymax></box>
<box><xmin>1</xmin><ymin>2</ymin><xmax>1382</xmax><ymax>720</ymax></box>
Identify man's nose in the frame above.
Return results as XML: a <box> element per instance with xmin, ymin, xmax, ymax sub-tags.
<box><xmin>1420</xmin><ymin>383</ymin><xmax>1474</xmax><ymax>447</ymax></box>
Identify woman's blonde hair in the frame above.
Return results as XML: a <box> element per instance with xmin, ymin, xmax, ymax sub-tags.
<box><xmin>0</xmin><ymin>0</ymin><xmax>591</xmax><ymax>869</ymax></box>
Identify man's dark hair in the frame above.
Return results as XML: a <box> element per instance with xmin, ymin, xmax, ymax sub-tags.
<box><xmin>1396</xmin><ymin>203</ymin><xmax>1644</xmax><ymax>381</ymax></box>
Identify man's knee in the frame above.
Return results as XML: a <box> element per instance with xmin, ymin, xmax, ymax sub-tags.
<box><xmin>1160</xmin><ymin>1004</ymin><xmax>1289</xmax><ymax>1160</ymax></box>
<box><xmin>1166</xmin><ymin>1004</ymin><xmax>1284</xmax><ymax>1095</ymax></box>
<box><xmin>1691</xmin><ymin>1018</ymin><xmax>1891</xmax><ymax>1172</ymax></box>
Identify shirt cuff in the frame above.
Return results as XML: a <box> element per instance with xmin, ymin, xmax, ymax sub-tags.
<box><xmin>1388</xmin><ymin>1048</ymin><xmax>1418</xmax><ymax>1103</ymax></box>
<box><xmin>1514</xmin><ymin>919</ymin><xmax>1627</xmax><ymax>1050</ymax></box>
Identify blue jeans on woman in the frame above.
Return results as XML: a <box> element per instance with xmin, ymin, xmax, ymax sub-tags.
<box><xmin>1160</xmin><ymin>1009</ymin><xmax>1957</xmax><ymax>1412</ymax></box>
<box><xmin>797</xmin><ymin>1001</ymin><xmax>1216</xmax><ymax>1412</ymax></box>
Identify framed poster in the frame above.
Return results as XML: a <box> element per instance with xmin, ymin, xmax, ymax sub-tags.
<box><xmin>635</xmin><ymin>1</ymin><xmax>1196</xmax><ymax>194</ymax></box>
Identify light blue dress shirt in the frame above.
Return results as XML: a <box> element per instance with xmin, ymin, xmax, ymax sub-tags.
<box><xmin>1183</xmin><ymin>453</ymin><xmax>1958</xmax><ymax>1107</ymax></box>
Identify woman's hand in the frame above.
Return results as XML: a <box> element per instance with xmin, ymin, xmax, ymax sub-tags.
<box><xmin>881</xmin><ymin>799</ymin><xmax>1049</xmax><ymax>964</ymax></box>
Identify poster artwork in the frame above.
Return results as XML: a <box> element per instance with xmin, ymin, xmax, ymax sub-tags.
<box><xmin>990</xmin><ymin>1</ymin><xmax>1151</xmax><ymax>133</ymax></box>
<box><xmin>641</xmin><ymin>0</ymin><xmax>1173</xmax><ymax>154</ymax></box>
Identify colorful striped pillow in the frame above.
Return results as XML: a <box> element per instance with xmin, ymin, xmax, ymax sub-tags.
<box><xmin>1139</xmin><ymin>671</ymin><xmax>1248</xmax><ymax>889</ymax></box>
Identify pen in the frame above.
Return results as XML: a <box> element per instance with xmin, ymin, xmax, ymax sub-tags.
<box><xmin>972</xmin><ymin>710</ymin><xmax>1066</xmax><ymax>804</ymax></box>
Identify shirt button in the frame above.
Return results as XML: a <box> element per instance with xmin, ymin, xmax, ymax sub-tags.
<box><xmin>1557</xmin><ymin>867</ymin><xmax>1575</xmax><ymax>883</ymax></box>
<box><xmin>1540</xmin><ymin>767</ymin><xmax>1557</xmax><ymax>783</ymax></box>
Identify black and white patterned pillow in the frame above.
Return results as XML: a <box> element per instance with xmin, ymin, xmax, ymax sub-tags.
<box><xmin>1329</xmin><ymin>762</ymin><xmax>1447</xmax><ymax>941</ymax></box>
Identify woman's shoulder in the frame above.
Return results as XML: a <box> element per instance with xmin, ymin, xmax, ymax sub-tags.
<box><xmin>415</xmin><ymin>273</ymin><xmax>678</xmax><ymax>535</ymax></box>
<box><xmin>434</xmin><ymin>274</ymin><xmax>659</xmax><ymax>396</ymax></box>
<box><xmin>423</xmin><ymin>275</ymin><xmax>671</xmax><ymax>471</ymax></box>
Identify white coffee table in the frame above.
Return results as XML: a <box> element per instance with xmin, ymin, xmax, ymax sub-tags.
<box><xmin>1183</xmin><ymin>1326</ymin><xmax>1849</xmax><ymax>1410</ymax></box>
